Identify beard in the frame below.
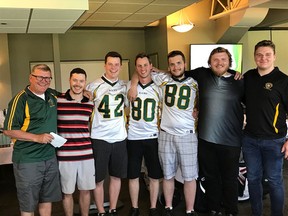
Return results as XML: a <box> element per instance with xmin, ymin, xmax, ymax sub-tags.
<box><xmin>171</xmin><ymin>71</ymin><xmax>184</xmax><ymax>79</ymax></box>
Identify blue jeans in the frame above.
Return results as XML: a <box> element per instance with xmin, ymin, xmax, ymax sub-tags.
<box><xmin>242</xmin><ymin>135</ymin><xmax>285</xmax><ymax>216</ymax></box>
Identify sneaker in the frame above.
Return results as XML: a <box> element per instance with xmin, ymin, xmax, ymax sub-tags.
<box><xmin>98</xmin><ymin>213</ymin><xmax>108</xmax><ymax>216</ymax></box>
<box><xmin>129</xmin><ymin>207</ymin><xmax>140</xmax><ymax>216</ymax></box>
<box><xmin>109</xmin><ymin>209</ymin><xmax>118</xmax><ymax>216</ymax></box>
<box><xmin>209</xmin><ymin>211</ymin><xmax>223</xmax><ymax>216</ymax></box>
<box><xmin>163</xmin><ymin>207</ymin><xmax>174</xmax><ymax>216</ymax></box>
<box><xmin>149</xmin><ymin>208</ymin><xmax>160</xmax><ymax>216</ymax></box>
<box><xmin>186</xmin><ymin>211</ymin><xmax>198</xmax><ymax>216</ymax></box>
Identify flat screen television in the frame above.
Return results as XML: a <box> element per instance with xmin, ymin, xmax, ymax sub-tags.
<box><xmin>189</xmin><ymin>44</ymin><xmax>243</xmax><ymax>72</ymax></box>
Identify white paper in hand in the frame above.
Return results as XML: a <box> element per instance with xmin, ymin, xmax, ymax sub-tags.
<box><xmin>50</xmin><ymin>132</ymin><xmax>67</xmax><ymax>148</ymax></box>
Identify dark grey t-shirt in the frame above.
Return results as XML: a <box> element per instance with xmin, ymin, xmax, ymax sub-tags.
<box><xmin>186</xmin><ymin>67</ymin><xmax>244</xmax><ymax>147</ymax></box>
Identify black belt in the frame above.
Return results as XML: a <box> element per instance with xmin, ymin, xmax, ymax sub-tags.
<box><xmin>160</xmin><ymin>129</ymin><xmax>195</xmax><ymax>134</ymax></box>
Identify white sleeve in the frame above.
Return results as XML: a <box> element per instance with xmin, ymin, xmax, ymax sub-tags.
<box><xmin>124</xmin><ymin>82</ymin><xmax>131</xmax><ymax>107</ymax></box>
<box><xmin>151</xmin><ymin>72</ymin><xmax>171</xmax><ymax>86</ymax></box>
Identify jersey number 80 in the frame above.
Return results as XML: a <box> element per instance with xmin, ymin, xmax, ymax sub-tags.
<box><xmin>131</xmin><ymin>98</ymin><xmax>156</xmax><ymax>122</ymax></box>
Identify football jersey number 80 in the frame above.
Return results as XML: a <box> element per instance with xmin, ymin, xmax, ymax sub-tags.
<box><xmin>131</xmin><ymin>97</ymin><xmax>156</xmax><ymax>122</ymax></box>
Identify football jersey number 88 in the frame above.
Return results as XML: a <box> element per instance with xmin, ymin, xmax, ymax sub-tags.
<box><xmin>165</xmin><ymin>84</ymin><xmax>191</xmax><ymax>109</ymax></box>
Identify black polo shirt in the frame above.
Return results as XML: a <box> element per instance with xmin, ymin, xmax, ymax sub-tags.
<box><xmin>185</xmin><ymin>67</ymin><xmax>244</xmax><ymax>147</ymax></box>
<box><xmin>244</xmin><ymin>67</ymin><xmax>288</xmax><ymax>139</ymax></box>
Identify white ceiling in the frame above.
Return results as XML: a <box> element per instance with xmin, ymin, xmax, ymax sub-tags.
<box><xmin>73</xmin><ymin>0</ymin><xmax>199</xmax><ymax>28</ymax></box>
<box><xmin>0</xmin><ymin>8</ymin><xmax>86</xmax><ymax>33</ymax></box>
<box><xmin>0</xmin><ymin>0</ymin><xmax>199</xmax><ymax>33</ymax></box>
<box><xmin>0</xmin><ymin>0</ymin><xmax>88</xmax><ymax>33</ymax></box>
<box><xmin>0</xmin><ymin>0</ymin><xmax>288</xmax><ymax>34</ymax></box>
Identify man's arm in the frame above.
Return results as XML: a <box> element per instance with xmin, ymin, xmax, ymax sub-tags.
<box><xmin>83</xmin><ymin>90</ymin><xmax>93</xmax><ymax>100</ymax></box>
<box><xmin>227</xmin><ymin>69</ymin><xmax>243</xmax><ymax>80</ymax></box>
<box><xmin>282</xmin><ymin>140</ymin><xmax>288</xmax><ymax>159</ymax></box>
<box><xmin>127</xmin><ymin>72</ymin><xmax>139</xmax><ymax>102</ymax></box>
<box><xmin>4</xmin><ymin>130</ymin><xmax>54</xmax><ymax>144</ymax></box>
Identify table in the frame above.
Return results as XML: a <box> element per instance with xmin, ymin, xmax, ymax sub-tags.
<box><xmin>0</xmin><ymin>146</ymin><xmax>13</xmax><ymax>165</ymax></box>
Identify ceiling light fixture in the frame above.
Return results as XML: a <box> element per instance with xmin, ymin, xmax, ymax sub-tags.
<box><xmin>171</xmin><ymin>10</ymin><xmax>194</xmax><ymax>33</ymax></box>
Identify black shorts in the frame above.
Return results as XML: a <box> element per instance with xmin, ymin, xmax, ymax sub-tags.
<box><xmin>92</xmin><ymin>139</ymin><xmax>127</xmax><ymax>182</ymax></box>
<box><xmin>127</xmin><ymin>138</ymin><xmax>163</xmax><ymax>179</ymax></box>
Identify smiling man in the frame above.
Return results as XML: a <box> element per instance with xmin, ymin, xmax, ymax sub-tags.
<box><xmin>185</xmin><ymin>47</ymin><xmax>244</xmax><ymax>216</ymax></box>
<box><xmin>242</xmin><ymin>40</ymin><xmax>288</xmax><ymax>216</ymax></box>
<box><xmin>128</xmin><ymin>50</ymin><xmax>199</xmax><ymax>216</ymax></box>
<box><xmin>128</xmin><ymin>48</ymin><xmax>244</xmax><ymax>216</ymax></box>
<box><xmin>57</xmin><ymin>68</ymin><xmax>95</xmax><ymax>216</ymax></box>
<box><xmin>126</xmin><ymin>53</ymin><xmax>163</xmax><ymax>216</ymax></box>
<box><xmin>86</xmin><ymin>51</ymin><xmax>128</xmax><ymax>216</ymax></box>
<box><xmin>156</xmin><ymin>51</ymin><xmax>199</xmax><ymax>216</ymax></box>
<box><xmin>4</xmin><ymin>64</ymin><xmax>62</xmax><ymax>216</ymax></box>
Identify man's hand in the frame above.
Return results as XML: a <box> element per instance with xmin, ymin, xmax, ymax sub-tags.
<box><xmin>234</xmin><ymin>72</ymin><xmax>243</xmax><ymax>80</ymax></box>
<box><xmin>128</xmin><ymin>72</ymin><xmax>139</xmax><ymax>102</ymax></box>
<box><xmin>152</xmin><ymin>67</ymin><xmax>160</xmax><ymax>72</ymax></box>
<box><xmin>4</xmin><ymin>130</ymin><xmax>54</xmax><ymax>144</ymax></box>
<box><xmin>152</xmin><ymin>67</ymin><xmax>169</xmax><ymax>74</ymax></box>
<box><xmin>127</xmin><ymin>86</ymin><xmax>137</xmax><ymax>102</ymax></box>
<box><xmin>35</xmin><ymin>133</ymin><xmax>54</xmax><ymax>144</ymax></box>
<box><xmin>281</xmin><ymin>140</ymin><xmax>288</xmax><ymax>159</ymax></box>
<box><xmin>83</xmin><ymin>90</ymin><xmax>93</xmax><ymax>100</ymax></box>
<box><xmin>192</xmin><ymin>108</ymin><xmax>199</xmax><ymax>119</ymax></box>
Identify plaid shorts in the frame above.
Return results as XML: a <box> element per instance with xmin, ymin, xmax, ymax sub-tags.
<box><xmin>158</xmin><ymin>130</ymin><xmax>198</xmax><ymax>181</ymax></box>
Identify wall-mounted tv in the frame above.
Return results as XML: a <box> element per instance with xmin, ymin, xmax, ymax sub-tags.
<box><xmin>189</xmin><ymin>44</ymin><xmax>243</xmax><ymax>72</ymax></box>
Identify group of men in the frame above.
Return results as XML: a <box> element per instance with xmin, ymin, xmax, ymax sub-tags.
<box><xmin>3</xmin><ymin>39</ymin><xmax>288</xmax><ymax>216</ymax></box>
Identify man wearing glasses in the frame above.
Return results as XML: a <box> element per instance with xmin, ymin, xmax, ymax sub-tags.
<box><xmin>4</xmin><ymin>64</ymin><xmax>62</xmax><ymax>216</ymax></box>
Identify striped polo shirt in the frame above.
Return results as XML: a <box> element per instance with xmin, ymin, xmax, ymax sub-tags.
<box><xmin>57</xmin><ymin>90</ymin><xmax>94</xmax><ymax>161</ymax></box>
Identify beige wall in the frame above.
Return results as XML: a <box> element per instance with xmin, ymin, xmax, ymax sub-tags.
<box><xmin>2</xmin><ymin>0</ymin><xmax>288</xmax><ymax>108</ymax></box>
<box><xmin>7</xmin><ymin>29</ymin><xmax>145</xmax><ymax>97</ymax></box>
<box><xmin>239</xmin><ymin>30</ymin><xmax>288</xmax><ymax>74</ymax></box>
<box><xmin>8</xmin><ymin>34</ymin><xmax>54</xmax><ymax>95</ymax></box>
<box><xmin>0</xmin><ymin>34</ymin><xmax>12</xmax><ymax>110</ymax></box>
<box><xmin>163</xmin><ymin>0</ymin><xmax>288</xmax><ymax>75</ymax></box>
<box><xmin>58</xmin><ymin>30</ymin><xmax>145</xmax><ymax>66</ymax></box>
<box><xmin>58</xmin><ymin>29</ymin><xmax>145</xmax><ymax>89</ymax></box>
<box><xmin>145</xmin><ymin>18</ymin><xmax>168</xmax><ymax>70</ymax></box>
<box><xmin>166</xmin><ymin>0</ymin><xmax>215</xmax><ymax>69</ymax></box>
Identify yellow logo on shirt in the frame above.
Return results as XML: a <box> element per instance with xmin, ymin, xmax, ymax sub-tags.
<box><xmin>48</xmin><ymin>98</ymin><xmax>55</xmax><ymax>107</ymax></box>
<box><xmin>264</xmin><ymin>82</ymin><xmax>273</xmax><ymax>90</ymax></box>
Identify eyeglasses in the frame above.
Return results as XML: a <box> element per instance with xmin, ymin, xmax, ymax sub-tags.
<box><xmin>31</xmin><ymin>74</ymin><xmax>52</xmax><ymax>82</ymax></box>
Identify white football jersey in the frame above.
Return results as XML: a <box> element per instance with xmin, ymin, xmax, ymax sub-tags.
<box><xmin>127</xmin><ymin>81</ymin><xmax>162</xmax><ymax>140</ymax></box>
<box><xmin>86</xmin><ymin>75</ymin><xmax>127</xmax><ymax>143</ymax></box>
<box><xmin>151</xmin><ymin>72</ymin><xmax>198</xmax><ymax>136</ymax></box>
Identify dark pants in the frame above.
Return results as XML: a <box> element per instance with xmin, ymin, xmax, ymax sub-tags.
<box><xmin>242</xmin><ymin>135</ymin><xmax>285</xmax><ymax>216</ymax></box>
<box><xmin>198</xmin><ymin>138</ymin><xmax>241</xmax><ymax>215</ymax></box>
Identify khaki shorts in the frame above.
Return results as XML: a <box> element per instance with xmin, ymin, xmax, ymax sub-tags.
<box><xmin>59</xmin><ymin>159</ymin><xmax>96</xmax><ymax>194</ymax></box>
